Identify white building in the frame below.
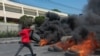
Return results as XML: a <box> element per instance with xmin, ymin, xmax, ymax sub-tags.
<box><xmin>0</xmin><ymin>0</ymin><xmax>68</xmax><ymax>31</ymax></box>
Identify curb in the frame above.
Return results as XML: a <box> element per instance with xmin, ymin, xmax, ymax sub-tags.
<box><xmin>0</xmin><ymin>37</ymin><xmax>20</xmax><ymax>44</ymax></box>
<box><xmin>0</xmin><ymin>40</ymin><xmax>20</xmax><ymax>44</ymax></box>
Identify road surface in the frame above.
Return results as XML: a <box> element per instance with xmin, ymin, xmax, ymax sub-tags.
<box><xmin>0</xmin><ymin>43</ymin><xmax>65</xmax><ymax>56</ymax></box>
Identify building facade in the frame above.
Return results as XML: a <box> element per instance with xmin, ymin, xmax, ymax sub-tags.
<box><xmin>0</xmin><ymin>0</ymin><xmax>68</xmax><ymax>31</ymax></box>
<box><xmin>0</xmin><ymin>0</ymin><xmax>68</xmax><ymax>23</ymax></box>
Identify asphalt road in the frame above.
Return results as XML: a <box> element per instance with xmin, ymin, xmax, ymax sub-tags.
<box><xmin>0</xmin><ymin>43</ymin><xmax>65</xmax><ymax>56</ymax></box>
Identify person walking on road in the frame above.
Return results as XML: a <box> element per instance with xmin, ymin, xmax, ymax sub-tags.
<box><xmin>15</xmin><ymin>26</ymin><xmax>36</xmax><ymax>56</ymax></box>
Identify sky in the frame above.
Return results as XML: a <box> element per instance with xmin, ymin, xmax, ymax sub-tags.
<box><xmin>11</xmin><ymin>0</ymin><xmax>88</xmax><ymax>14</ymax></box>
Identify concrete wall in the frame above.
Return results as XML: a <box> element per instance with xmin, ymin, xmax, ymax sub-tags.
<box><xmin>0</xmin><ymin>22</ymin><xmax>19</xmax><ymax>32</ymax></box>
<box><xmin>0</xmin><ymin>10</ymin><xmax>4</xmax><ymax>17</ymax></box>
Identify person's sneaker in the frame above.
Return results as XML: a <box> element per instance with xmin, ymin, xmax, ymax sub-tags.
<box><xmin>33</xmin><ymin>54</ymin><xmax>36</xmax><ymax>56</ymax></box>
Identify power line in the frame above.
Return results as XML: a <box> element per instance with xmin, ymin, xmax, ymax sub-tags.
<box><xmin>14</xmin><ymin>0</ymin><xmax>82</xmax><ymax>13</ymax></box>
<box><xmin>39</xmin><ymin>0</ymin><xmax>82</xmax><ymax>11</ymax></box>
<box><xmin>47</xmin><ymin>0</ymin><xmax>83</xmax><ymax>11</ymax></box>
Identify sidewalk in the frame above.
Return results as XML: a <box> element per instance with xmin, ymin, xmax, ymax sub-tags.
<box><xmin>0</xmin><ymin>36</ymin><xmax>72</xmax><ymax>44</ymax></box>
<box><xmin>0</xmin><ymin>37</ymin><xmax>20</xmax><ymax>44</ymax></box>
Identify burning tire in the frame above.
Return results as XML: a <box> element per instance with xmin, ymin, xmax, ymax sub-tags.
<box><xmin>64</xmin><ymin>51</ymin><xmax>79</xmax><ymax>56</ymax></box>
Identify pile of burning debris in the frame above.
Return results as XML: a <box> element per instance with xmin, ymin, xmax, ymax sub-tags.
<box><xmin>33</xmin><ymin>12</ymin><xmax>100</xmax><ymax>56</ymax></box>
<box><xmin>31</xmin><ymin>0</ymin><xmax>100</xmax><ymax>56</ymax></box>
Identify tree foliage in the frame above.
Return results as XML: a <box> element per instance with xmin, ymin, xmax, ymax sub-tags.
<box><xmin>51</xmin><ymin>9</ymin><xmax>61</xmax><ymax>12</ymax></box>
<box><xmin>35</xmin><ymin>16</ymin><xmax>45</xmax><ymax>26</ymax></box>
<box><xmin>19</xmin><ymin>15</ymin><xmax>34</xmax><ymax>28</ymax></box>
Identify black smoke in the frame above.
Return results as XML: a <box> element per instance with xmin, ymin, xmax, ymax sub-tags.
<box><xmin>35</xmin><ymin>12</ymin><xmax>72</xmax><ymax>43</ymax></box>
<box><xmin>72</xmin><ymin>0</ymin><xmax>100</xmax><ymax>42</ymax></box>
<box><xmin>34</xmin><ymin>0</ymin><xmax>100</xmax><ymax>44</ymax></box>
<box><xmin>86</xmin><ymin>0</ymin><xmax>100</xmax><ymax>16</ymax></box>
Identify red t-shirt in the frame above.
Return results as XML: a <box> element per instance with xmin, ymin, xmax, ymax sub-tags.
<box><xmin>19</xmin><ymin>28</ymin><xmax>31</xmax><ymax>43</ymax></box>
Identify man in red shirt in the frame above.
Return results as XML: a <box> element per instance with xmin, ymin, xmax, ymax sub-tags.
<box><xmin>15</xmin><ymin>26</ymin><xmax>36</xmax><ymax>56</ymax></box>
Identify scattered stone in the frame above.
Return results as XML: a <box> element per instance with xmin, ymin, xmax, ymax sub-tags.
<box><xmin>93</xmin><ymin>49</ymin><xmax>100</xmax><ymax>55</ymax></box>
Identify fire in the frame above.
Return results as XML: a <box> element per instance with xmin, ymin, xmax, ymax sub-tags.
<box><xmin>63</xmin><ymin>38</ymin><xmax>76</xmax><ymax>51</ymax></box>
<box><xmin>39</xmin><ymin>39</ymin><xmax>48</xmax><ymax>46</ymax></box>
<box><xmin>69</xmin><ymin>32</ymin><xmax>99</xmax><ymax>56</ymax></box>
<box><xmin>39</xmin><ymin>32</ymin><xmax>100</xmax><ymax>56</ymax></box>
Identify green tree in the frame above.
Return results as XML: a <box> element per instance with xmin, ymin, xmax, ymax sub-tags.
<box><xmin>19</xmin><ymin>15</ymin><xmax>34</xmax><ymax>29</ymax></box>
<box><xmin>35</xmin><ymin>16</ymin><xmax>45</xmax><ymax>27</ymax></box>
<box><xmin>52</xmin><ymin>9</ymin><xmax>61</xmax><ymax>12</ymax></box>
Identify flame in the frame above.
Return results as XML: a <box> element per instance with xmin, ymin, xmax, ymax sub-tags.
<box><xmin>69</xmin><ymin>32</ymin><xmax>99</xmax><ymax>56</ymax></box>
<box><xmin>39</xmin><ymin>39</ymin><xmax>48</xmax><ymax>46</ymax></box>
<box><xmin>63</xmin><ymin>38</ymin><xmax>76</xmax><ymax>51</ymax></box>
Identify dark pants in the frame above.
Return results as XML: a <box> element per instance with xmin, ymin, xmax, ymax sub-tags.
<box><xmin>15</xmin><ymin>43</ymin><xmax>34</xmax><ymax>56</ymax></box>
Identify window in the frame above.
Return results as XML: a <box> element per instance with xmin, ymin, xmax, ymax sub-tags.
<box><xmin>5</xmin><ymin>4</ymin><xmax>22</xmax><ymax>13</ymax></box>
<box><xmin>7</xmin><ymin>17</ymin><xmax>19</xmax><ymax>24</ymax></box>
<box><xmin>0</xmin><ymin>17</ymin><xmax>4</xmax><ymax>22</ymax></box>
<box><xmin>24</xmin><ymin>8</ymin><xmax>37</xmax><ymax>16</ymax></box>
<box><xmin>0</xmin><ymin>3</ymin><xmax>3</xmax><ymax>10</ymax></box>
<box><xmin>38</xmin><ymin>11</ymin><xmax>46</xmax><ymax>16</ymax></box>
